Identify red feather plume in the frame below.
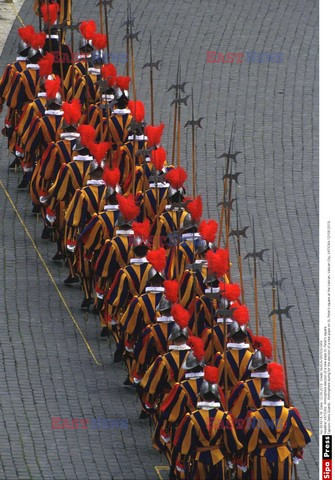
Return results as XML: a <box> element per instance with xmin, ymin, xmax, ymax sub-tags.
<box><xmin>268</xmin><ymin>362</ymin><xmax>285</xmax><ymax>392</ymax></box>
<box><xmin>204</xmin><ymin>366</ymin><xmax>219</xmax><ymax>384</ymax></box>
<box><xmin>38</xmin><ymin>52</ymin><xmax>54</xmax><ymax>77</ymax></box>
<box><xmin>147</xmin><ymin>248</ymin><xmax>166</xmax><ymax>272</ymax></box>
<box><xmin>45</xmin><ymin>75</ymin><xmax>60</xmax><ymax>99</ymax></box>
<box><xmin>41</xmin><ymin>3</ymin><xmax>60</xmax><ymax>25</ymax></box>
<box><xmin>101</xmin><ymin>63</ymin><xmax>117</xmax><ymax>87</ymax></box>
<box><xmin>186</xmin><ymin>195</ymin><xmax>203</xmax><ymax>222</ymax></box>
<box><xmin>219</xmin><ymin>283</ymin><xmax>240</xmax><ymax>302</ymax></box>
<box><xmin>116</xmin><ymin>194</ymin><xmax>140</xmax><ymax>221</ymax></box>
<box><xmin>115</xmin><ymin>76</ymin><xmax>131</xmax><ymax>91</ymax></box>
<box><xmin>79</xmin><ymin>20</ymin><xmax>97</xmax><ymax>40</ymax></box>
<box><xmin>165</xmin><ymin>167</ymin><xmax>187</xmax><ymax>189</ymax></box>
<box><xmin>18</xmin><ymin>25</ymin><xmax>35</xmax><ymax>44</ymax></box>
<box><xmin>187</xmin><ymin>336</ymin><xmax>205</xmax><ymax>361</ymax></box>
<box><xmin>128</xmin><ymin>100</ymin><xmax>145</xmax><ymax>123</ymax></box>
<box><xmin>232</xmin><ymin>304</ymin><xmax>249</xmax><ymax>325</ymax></box>
<box><xmin>132</xmin><ymin>219</ymin><xmax>151</xmax><ymax>241</ymax></box>
<box><xmin>103</xmin><ymin>167</ymin><xmax>120</xmax><ymax>189</ymax></box>
<box><xmin>199</xmin><ymin>219</ymin><xmax>218</xmax><ymax>243</ymax></box>
<box><xmin>30</xmin><ymin>32</ymin><xmax>46</xmax><ymax>50</ymax></box>
<box><xmin>62</xmin><ymin>99</ymin><xmax>82</xmax><ymax>125</ymax></box>
<box><xmin>171</xmin><ymin>304</ymin><xmax>190</xmax><ymax>329</ymax></box>
<box><xmin>92</xmin><ymin>33</ymin><xmax>107</xmax><ymax>50</ymax></box>
<box><xmin>77</xmin><ymin>124</ymin><xmax>95</xmax><ymax>146</ymax></box>
<box><xmin>253</xmin><ymin>336</ymin><xmax>273</xmax><ymax>359</ymax></box>
<box><xmin>163</xmin><ymin>280</ymin><xmax>179</xmax><ymax>303</ymax></box>
<box><xmin>89</xmin><ymin>142</ymin><xmax>110</xmax><ymax>162</ymax></box>
<box><xmin>150</xmin><ymin>147</ymin><xmax>166</xmax><ymax>171</ymax></box>
<box><xmin>145</xmin><ymin>123</ymin><xmax>165</xmax><ymax>147</ymax></box>
<box><xmin>206</xmin><ymin>249</ymin><xmax>229</xmax><ymax>277</ymax></box>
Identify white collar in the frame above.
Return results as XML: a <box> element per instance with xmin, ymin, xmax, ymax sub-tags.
<box><xmin>197</xmin><ymin>401</ymin><xmax>221</xmax><ymax>410</ymax></box>
<box><xmin>27</xmin><ymin>64</ymin><xmax>40</xmax><ymax>70</ymax></box>
<box><xmin>115</xmin><ymin>229</ymin><xmax>134</xmax><ymax>235</ymax></box>
<box><xmin>87</xmin><ymin>179</ymin><xmax>106</xmax><ymax>186</ymax></box>
<box><xmin>251</xmin><ymin>372</ymin><xmax>270</xmax><ymax>378</ymax></box>
<box><xmin>149</xmin><ymin>182</ymin><xmax>170</xmax><ymax>188</ymax></box>
<box><xmin>37</xmin><ymin>92</ymin><xmax>47</xmax><ymax>98</ymax></box>
<box><xmin>185</xmin><ymin>372</ymin><xmax>204</xmax><ymax>379</ymax></box>
<box><xmin>45</xmin><ymin>110</ymin><xmax>64</xmax><ymax>116</ymax></box>
<box><xmin>113</xmin><ymin>108</ymin><xmax>131</xmax><ymax>114</ymax></box>
<box><xmin>104</xmin><ymin>205</ymin><xmax>119</xmax><ymax>211</ymax></box>
<box><xmin>182</xmin><ymin>232</ymin><xmax>201</xmax><ymax>241</ymax></box>
<box><xmin>60</xmin><ymin>133</ymin><xmax>80</xmax><ymax>140</ymax></box>
<box><xmin>262</xmin><ymin>400</ymin><xmax>284</xmax><ymax>407</ymax></box>
<box><xmin>73</xmin><ymin>155</ymin><xmax>93</xmax><ymax>161</ymax></box>
<box><xmin>128</xmin><ymin>135</ymin><xmax>148</xmax><ymax>141</ymax></box>
<box><xmin>165</xmin><ymin>205</ymin><xmax>184</xmax><ymax>212</ymax></box>
<box><xmin>157</xmin><ymin>315</ymin><xmax>174</xmax><ymax>323</ymax></box>
<box><xmin>46</xmin><ymin>34</ymin><xmax>59</xmax><ymax>39</ymax></box>
<box><xmin>101</xmin><ymin>94</ymin><xmax>115</xmax><ymax>101</ymax></box>
<box><xmin>145</xmin><ymin>287</ymin><xmax>165</xmax><ymax>293</ymax></box>
<box><xmin>169</xmin><ymin>345</ymin><xmax>191</xmax><ymax>351</ymax></box>
<box><xmin>88</xmin><ymin>67</ymin><xmax>101</xmax><ymax>75</ymax></box>
<box><xmin>227</xmin><ymin>342</ymin><xmax>250</xmax><ymax>350</ymax></box>
<box><xmin>217</xmin><ymin>317</ymin><xmax>233</xmax><ymax>324</ymax></box>
<box><xmin>130</xmin><ymin>257</ymin><xmax>148</xmax><ymax>264</ymax></box>
<box><xmin>77</xmin><ymin>54</ymin><xmax>92</xmax><ymax>60</ymax></box>
<box><xmin>205</xmin><ymin>287</ymin><xmax>220</xmax><ymax>294</ymax></box>
<box><xmin>195</xmin><ymin>259</ymin><xmax>207</xmax><ymax>265</ymax></box>
<box><xmin>16</xmin><ymin>56</ymin><xmax>27</xmax><ymax>61</ymax></box>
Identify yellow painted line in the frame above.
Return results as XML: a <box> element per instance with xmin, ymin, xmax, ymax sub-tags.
<box><xmin>0</xmin><ymin>180</ymin><xmax>102</xmax><ymax>366</ymax></box>
<box><xmin>154</xmin><ymin>466</ymin><xmax>170</xmax><ymax>480</ymax></box>
<box><xmin>9</xmin><ymin>1</ymin><xmax>25</xmax><ymax>27</ymax></box>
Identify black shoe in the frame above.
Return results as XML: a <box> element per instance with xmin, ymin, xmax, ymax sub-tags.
<box><xmin>41</xmin><ymin>226</ymin><xmax>50</xmax><ymax>240</ymax></box>
<box><xmin>100</xmin><ymin>327</ymin><xmax>109</xmax><ymax>338</ymax></box>
<box><xmin>17</xmin><ymin>177</ymin><xmax>29</xmax><ymax>189</ymax></box>
<box><xmin>52</xmin><ymin>252</ymin><xmax>64</xmax><ymax>261</ymax></box>
<box><xmin>123</xmin><ymin>377</ymin><xmax>132</xmax><ymax>386</ymax></box>
<box><xmin>63</xmin><ymin>275</ymin><xmax>80</xmax><ymax>285</ymax></box>
<box><xmin>81</xmin><ymin>297</ymin><xmax>93</xmax><ymax>311</ymax></box>
<box><xmin>113</xmin><ymin>348</ymin><xmax>124</xmax><ymax>363</ymax></box>
<box><xmin>9</xmin><ymin>157</ymin><xmax>20</xmax><ymax>170</ymax></box>
<box><xmin>32</xmin><ymin>204</ymin><xmax>41</xmax><ymax>214</ymax></box>
<box><xmin>139</xmin><ymin>410</ymin><xmax>150</xmax><ymax>420</ymax></box>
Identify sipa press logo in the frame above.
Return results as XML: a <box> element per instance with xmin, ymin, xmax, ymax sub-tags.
<box><xmin>323</xmin><ymin>435</ymin><xmax>332</xmax><ymax>479</ymax></box>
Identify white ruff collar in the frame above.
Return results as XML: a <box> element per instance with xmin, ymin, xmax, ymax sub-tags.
<box><xmin>195</xmin><ymin>259</ymin><xmax>207</xmax><ymax>265</ymax></box>
<box><xmin>73</xmin><ymin>155</ymin><xmax>93</xmax><ymax>161</ymax></box>
<box><xmin>46</xmin><ymin>34</ymin><xmax>59</xmax><ymax>39</ymax></box>
<box><xmin>251</xmin><ymin>372</ymin><xmax>270</xmax><ymax>378</ymax></box>
<box><xmin>182</xmin><ymin>233</ymin><xmax>201</xmax><ymax>241</ymax></box>
<box><xmin>88</xmin><ymin>67</ymin><xmax>101</xmax><ymax>75</ymax></box>
<box><xmin>16</xmin><ymin>56</ymin><xmax>27</xmax><ymax>61</ymax></box>
<box><xmin>197</xmin><ymin>401</ymin><xmax>221</xmax><ymax>409</ymax></box>
<box><xmin>113</xmin><ymin>108</ymin><xmax>130</xmax><ymax>114</ymax></box>
<box><xmin>165</xmin><ymin>205</ymin><xmax>184</xmax><ymax>211</ymax></box>
<box><xmin>115</xmin><ymin>229</ymin><xmax>134</xmax><ymax>235</ymax></box>
<box><xmin>128</xmin><ymin>135</ymin><xmax>148</xmax><ymax>141</ymax></box>
<box><xmin>60</xmin><ymin>133</ymin><xmax>80</xmax><ymax>140</ymax></box>
<box><xmin>227</xmin><ymin>343</ymin><xmax>250</xmax><ymax>350</ymax></box>
<box><xmin>149</xmin><ymin>182</ymin><xmax>170</xmax><ymax>188</ymax></box>
<box><xmin>130</xmin><ymin>257</ymin><xmax>148</xmax><ymax>264</ymax></box>
<box><xmin>37</xmin><ymin>92</ymin><xmax>47</xmax><ymax>98</ymax></box>
<box><xmin>45</xmin><ymin>110</ymin><xmax>64</xmax><ymax>116</ymax></box>
<box><xmin>145</xmin><ymin>287</ymin><xmax>165</xmax><ymax>293</ymax></box>
<box><xmin>157</xmin><ymin>315</ymin><xmax>174</xmax><ymax>323</ymax></box>
<box><xmin>262</xmin><ymin>400</ymin><xmax>284</xmax><ymax>407</ymax></box>
<box><xmin>185</xmin><ymin>372</ymin><xmax>204</xmax><ymax>379</ymax></box>
<box><xmin>104</xmin><ymin>205</ymin><xmax>119</xmax><ymax>211</ymax></box>
<box><xmin>27</xmin><ymin>64</ymin><xmax>40</xmax><ymax>70</ymax></box>
<box><xmin>101</xmin><ymin>94</ymin><xmax>115</xmax><ymax>101</ymax></box>
<box><xmin>87</xmin><ymin>179</ymin><xmax>105</xmax><ymax>186</ymax></box>
<box><xmin>205</xmin><ymin>287</ymin><xmax>220</xmax><ymax>294</ymax></box>
<box><xmin>217</xmin><ymin>317</ymin><xmax>233</xmax><ymax>324</ymax></box>
<box><xmin>169</xmin><ymin>345</ymin><xmax>191</xmax><ymax>351</ymax></box>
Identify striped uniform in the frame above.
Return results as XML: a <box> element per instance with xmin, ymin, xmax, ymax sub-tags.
<box><xmin>63</xmin><ymin>58</ymin><xmax>88</xmax><ymax>94</ymax></box>
<box><xmin>178</xmin><ymin>263</ymin><xmax>208</xmax><ymax>308</ymax></box>
<box><xmin>66</xmin><ymin>69</ymin><xmax>100</xmax><ymax>105</ymax></box>
<box><xmin>245</xmin><ymin>403</ymin><xmax>312</xmax><ymax>480</ymax></box>
<box><xmin>108</xmin><ymin>109</ymin><xmax>133</xmax><ymax>148</ymax></box>
<box><xmin>166</xmin><ymin>235</ymin><xmax>202</xmax><ymax>281</ymax></box>
<box><xmin>173</xmin><ymin>406</ymin><xmax>242</xmax><ymax>479</ymax></box>
<box><xmin>6</xmin><ymin>66</ymin><xmax>40</xmax><ymax>111</ymax></box>
<box><xmin>0</xmin><ymin>58</ymin><xmax>27</xmax><ymax>105</ymax></box>
<box><xmin>154</xmin><ymin>208</ymin><xmax>189</xmax><ymax>248</ymax></box>
<box><xmin>214</xmin><ymin>345</ymin><xmax>253</xmax><ymax>395</ymax></box>
<box><xmin>189</xmin><ymin>293</ymin><xmax>220</xmax><ymax>338</ymax></box>
<box><xmin>79</xmin><ymin>205</ymin><xmax>120</xmax><ymax>255</ymax></box>
<box><xmin>142</xmin><ymin>184</ymin><xmax>170</xmax><ymax>222</ymax></box>
<box><xmin>228</xmin><ymin>372</ymin><xmax>270</xmax><ymax>422</ymax></box>
<box><xmin>16</xmin><ymin>94</ymin><xmax>47</xmax><ymax>159</ymax></box>
<box><xmin>39</xmin><ymin>137</ymin><xmax>76</xmax><ymax>192</ymax></box>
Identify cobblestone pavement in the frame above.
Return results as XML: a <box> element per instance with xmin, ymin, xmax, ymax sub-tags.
<box><xmin>0</xmin><ymin>0</ymin><xmax>318</xmax><ymax>478</ymax></box>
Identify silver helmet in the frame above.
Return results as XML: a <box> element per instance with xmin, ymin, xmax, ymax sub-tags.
<box><xmin>260</xmin><ymin>382</ymin><xmax>285</xmax><ymax>400</ymax></box>
<box><xmin>116</xmin><ymin>213</ymin><xmax>133</xmax><ymax>228</ymax></box>
<box><xmin>248</xmin><ymin>349</ymin><xmax>268</xmax><ymax>371</ymax></box>
<box><xmin>181</xmin><ymin>213</ymin><xmax>198</xmax><ymax>232</ymax></box>
<box><xmin>168</xmin><ymin>323</ymin><xmax>189</xmax><ymax>342</ymax></box>
<box><xmin>204</xmin><ymin>272</ymin><xmax>218</xmax><ymax>285</ymax></box>
<box><xmin>148</xmin><ymin>266</ymin><xmax>165</xmax><ymax>281</ymax></box>
<box><xmin>227</xmin><ymin>320</ymin><xmax>247</xmax><ymax>338</ymax></box>
<box><xmin>182</xmin><ymin>350</ymin><xmax>205</xmax><ymax>370</ymax></box>
<box><xmin>90</xmin><ymin>159</ymin><xmax>105</xmax><ymax>174</ymax></box>
<box><xmin>27</xmin><ymin>47</ymin><xmax>43</xmax><ymax>62</ymax></box>
<box><xmin>17</xmin><ymin>40</ymin><xmax>29</xmax><ymax>56</ymax></box>
<box><xmin>46</xmin><ymin>91</ymin><xmax>62</xmax><ymax>108</ymax></box>
<box><xmin>105</xmin><ymin>184</ymin><xmax>121</xmax><ymax>199</ymax></box>
<box><xmin>199</xmin><ymin>379</ymin><xmax>220</xmax><ymax>399</ymax></box>
<box><xmin>74</xmin><ymin>136</ymin><xmax>88</xmax><ymax>152</ymax></box>
<box><xmin>157</xmin><ymin>295</ymin><xmax>172</xmax><ymax>313</ymax></box>
<box><xmin>78</xmin><ymin>38</ymin><xmax>93</xmax><ymax>52</ymax></box>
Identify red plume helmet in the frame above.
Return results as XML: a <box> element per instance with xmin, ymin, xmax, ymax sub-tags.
<box><xmin>204</xmin><ymin>366</ymin><xmax>219</xmax><ymax>384</ymax></box>
<box><xmin>232</xmin><ymin>304</ymin><xmax>249</xmax><ymax>326</ymax></box>
<box><xmin>116</xmin><ymin>194</ymin><xmax>140</xmax><ymax>221</ymax></box>
<box><xmin>101</xmin><ymin>63</ymin><xmax>117</xmax><ymax>87</ymax></box>
<box><xmin>92</xmin><ymin>33</ymin><xmax>107</xmax><ymax>50</ymax></box>
<box><xmin>199</xmin><ymin>219</ymin><xmax>218</xmax><ymax>243</ymax></box>
<box><xmin>268</xmin><ymin>362</ymin><xmax>285</xmax><ymax>392</ymax></box>
<box><xmin>186</xmin><ymin>195</ymin><xmax>203</xmax><ymax>222</ymax></box>
<box><xmin>165</xmin><ymin>167</ymin><xmax>187</xmax><ymax>189</ymax></box>
<box><xmin>77</xmin><ymin>124</ymin><xmax>96</xmax><ymax>147</ymax></box>
<box><xmin>38</xmin><ymin>52</ymin><xmax>54</xmax><ymax>77</ymax></box>
<box><xmin>150</xmin><ymin>147</ymin><xmax>166</xmax><ymax>172</ymax></box>
<box><xmin>41</xmin><ymin>2</ymin><xmax>60</xmax><ymax>25</ymax></box>
<box><xmin>132</xmin><ymin>219</ymin><xmax>151</xmax><ymax>241</ymax></box>
<box><xmin>89</xmin><ymin>142</ymin><xmax>110</xmax><ymax>162</ymax></box>
<box><xmin>187</xmin><ymin>336</ymin><xmax>205</xmax><ymax>361</ymax></box>
<box><xmin>45</xmin><ymin>75</ymin><xmax>61</xmax><ymax>99</ymax></box>
<box><xmin>163</xmin><ymin>280</ymin><xmax>179</xmax><ymax>303</ymax></box>
<box><xmin>171</xmin><ymin>304</ymin><xmax>190</xmax><ymax>329</ymax></box>
<box><xmin>18</xmin><ymin>25</ymin><xmax>35</xmax><ymax>44</ymax></box>
<box><xmin>128</xmin><ymin>100</ymin><xmax>145</xmax><ymax>123</ymax></box>
<box><xmin>206</xmin><ymin>249</ymin><xmax>229</xmax><ymax>278</ymax></box>
<box><xmin>79</xmin><ymin>20</ymin><xmax>97</xmax><ymax>40</ymax></box>
<box><xmin>30</xmin><ymin>32</ymin><xmax>46</xmax><ymax>50</ymax></box>
<box><xmin>145</xmin><ymin>123</ymin><xmax>165</xmax><ymax>147</ymax></box>
<box><xmin>219</xmin><ymin>283</ymin><xmax>240</xmax><ymax>302</ymax></box>
<box><xmin>115</xmin><ymin>76</ymin><xmax>131</xmax><ymax>91</ymax></box>
<box><xmin>253</xmin><ymin>336</ymin><xmax>273</xmax><ymax>359</ymax></box>
<box><xmin>62</xmin><ymin>99</ymin><xmax>82</xmax><ymax>125</ymax></box>
<box><xmin>147</xmin><ymin>248</ymin><xmax>166</xmax><ymax>272</ymax></box>
<box><xmin>103</xmin><ymin>167</ymin><xmax>120</xmax><ymax>189</ymax></box>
